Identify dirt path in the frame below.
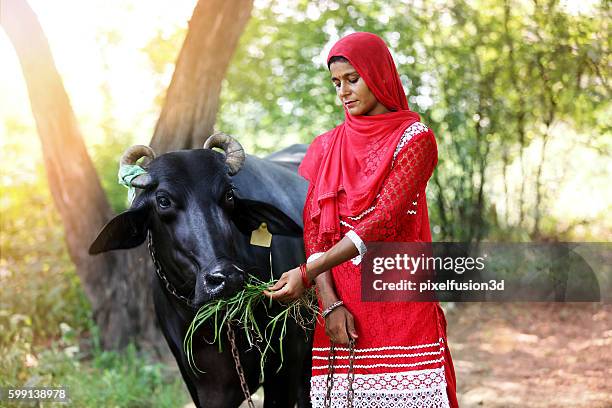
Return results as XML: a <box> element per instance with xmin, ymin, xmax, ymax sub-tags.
<box><xmin>446</xmin><ymin>302</ymin><xmax>612</xmax><ymax>407</ymax></box>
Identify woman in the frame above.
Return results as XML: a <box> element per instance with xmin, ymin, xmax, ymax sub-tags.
<box><xmin>264</xmin><ymin>32</ymin><xmax>458</xmax><ymax>408</ymax></box>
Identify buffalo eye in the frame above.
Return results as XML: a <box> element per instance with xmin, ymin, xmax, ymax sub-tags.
<box><xmin>156</xmin><ymin>195</ymin><xmax>171</xmax><ymax>209</ymax></box>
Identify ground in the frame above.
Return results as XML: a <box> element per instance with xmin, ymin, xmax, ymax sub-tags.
<box><xmin>228</xmin><ymin>303</ymin><xmax>612</xmax><ymax>407</ymax></box>
<box><xmin>448</xmin><ymin>302</ymin><xmax>612</xmax><ymax>407</ymax></box>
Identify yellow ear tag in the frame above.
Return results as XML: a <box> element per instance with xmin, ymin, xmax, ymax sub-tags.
<box><xmin>250</xmin><ymin>222</ymin><xmax>272</xmax><ymax>247</ymax></box>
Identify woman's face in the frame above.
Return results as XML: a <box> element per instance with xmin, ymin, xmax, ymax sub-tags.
<box><xmin>330</xmin><ymin>61</ymin><xmax>389</xmax><ymax>116</ymax></box>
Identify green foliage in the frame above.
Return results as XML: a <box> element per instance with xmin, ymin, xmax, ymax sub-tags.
<box><xmin>184</xmin><ymin>276</ymin><xmax>317</xmax><ymax>378</ymax></box>
<box><xmin>1</xmin><ymin>338</ymin><xmax>189</xmax><ymax>407</ymax></box>
<box><xmin>91</xmin><ymin>132</ymin><xmax>133</xmax><ymax>214</ymax></box>
<box><xmin>90</xmin><ymin>67</ymin><xmax>138</xmax><ymax>214</ymax></box>
<box><xmin>48</xmin><ymin>344</ymin><xmax>188</xmax><ymax>407</ymax></box>
<box><xmin>0</xmin><ymin>139</ymin><xmax>188</xmax><ymax>406</ymax></box>
<box><xmin>216</xmin><ymin>0</ymin><xmax>436</xmax><ymax>153</ymax></box>
<box><xmin>138</xmin><ymin>1</ymin><xmax>610</xmax><ymax>240</ymax></box>
<box><xmin>142</xmin><ymin>28</ymin><xmax>186</xmax><ymax>108</ymax></box>
<box><xmin>0</xmin><ymin>158</ymin><xmax>90</xmax><ymax>348</ymax></box>
<box><xmin>214</xmin><ymin>0</ymin><xmax>610</xmax><ymax>240</ymax></box>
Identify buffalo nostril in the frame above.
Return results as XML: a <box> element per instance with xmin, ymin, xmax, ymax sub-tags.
<box><xmin>206</xmin><ymin>273</ymin><xmax>226</xmax><ymax>287</ymax></box>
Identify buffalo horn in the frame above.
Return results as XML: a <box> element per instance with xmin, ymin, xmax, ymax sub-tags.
<box><xmin>203</xmin><ymin>132</ymin><xmax>245</xmax><ymax>175</ymax></box>
<box><xmin>119</xmin><ymin>145</ymin><xmax>155</xmax><ymax>188</ymax></box>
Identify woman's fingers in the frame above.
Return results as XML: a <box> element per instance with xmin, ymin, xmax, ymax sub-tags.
<box><xmin>336</xmin><ymin>327</ymin><xmax>349</xmax><ymax>345</ymax></box>
<box><xmin>263</xmin><ymin>280</ymin><xmax>285</xmax><ymax>299</ymax></box>
<box><xmin>324</xmin><ymin>309</ymin><xmax>356</xmax><ymax>345</ymax></box>
<box><xmin>263</xmin><ymin>273</ymin><xmax>288</xmax><ymax>298</ymax></box>
<box><xmin>264</xmin><ymin>285</ymin><xmax>288</xmax><ymax>300</ymax></box>
<box><xmin>346</xmin><ymin>313</ymin><xmax>358</xmax><ymax>340</ymax></box>
<box><xmin>263</xmin><ymin>278</ymin><xmax>297</xmax><ymax>303</ymax></box>
<box><xmin>263</xmin><ymin>268</ymin><xmax>304</xmax><ymax>303</ymax></box>
<box><xmin>323</xmin><ymin>309</ymin><xmax>358</xmax><ymax>345</ymax></box>
<box><xmin>268</xmin><ymin>278</ymin><xmax>285</xmax><ymax>291</ymax></box>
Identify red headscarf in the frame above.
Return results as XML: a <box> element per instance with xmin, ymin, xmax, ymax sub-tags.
<box><xmin>299</xmin><ymin>32</ymin><xmax>422</xmax><ymax>243</ymax></box>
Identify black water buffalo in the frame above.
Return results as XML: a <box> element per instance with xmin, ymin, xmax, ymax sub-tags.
<box><xmin>89</xmin><ymin>133</ymin><xmax>312</xmax><ymax>408</ymax></box>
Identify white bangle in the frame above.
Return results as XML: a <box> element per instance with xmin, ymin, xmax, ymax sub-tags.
<box><xmin>321</xmin><ymin>300</ymin><xmax>344</xmax><ymax>318</ymax></box>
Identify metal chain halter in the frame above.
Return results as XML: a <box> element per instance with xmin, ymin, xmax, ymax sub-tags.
<box><xmin>324</xmin><ymin>337</ymin><xmax>356</xmax><ymax>408</ymax></box>
<box><xmin>147</xmin><ymin>232</ymin><xmax>192</xmax><ymax>306</ymax></box>
<box><xmin>346</xmin><ymin>337</ymin><xmax>356</xmax><ymax>407</ymax></box>
<box><xmin>227</xmin><ymin>323</ymin><xmax>255</xmax><ymax>408</ymax></box>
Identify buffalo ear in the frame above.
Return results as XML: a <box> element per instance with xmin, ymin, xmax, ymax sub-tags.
<box><xmin>89</xmin><ymin>206</ymin><xmax>150</xmax><ymax>255</ymax></box>
<box><xmin>233</xmin><ymin>198</ymin><xmax>302</xmax><ymax>237</ymax></box>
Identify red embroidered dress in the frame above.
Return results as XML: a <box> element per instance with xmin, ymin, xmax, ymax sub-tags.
<box><xmin>304</xmin><ymin>122</ymin><xmax>458</xmax><ymax>407</ymax></box>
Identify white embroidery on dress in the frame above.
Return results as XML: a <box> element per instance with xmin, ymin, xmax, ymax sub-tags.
<box><xmin>311</xmin><ymin>357</ymin><xmax>444</xmax><ymax>370</ymax></box>
<box><xmin>312</xmin><ymin>351</ymin><xmax>441</xmax><ymax>360</ymax></box>
<box><xmin>393</xmin><ymin>122</ymin><xmax>429</xmax><ymax>162</ymax></box>
<box><xmin>311</xmin><ymin>387</ymin><xmax>450</xmax><ymax>408</ymax></box>
<box><xmin>312</xmin><ymin>342</ymin><xmax>441</xmax><ymax>352</ymax></box>
<box><xmin>340</xmin><ymin>219</ymin><xmax>354</xmax><ymax>229</ymax></box>
<box><xmin>310</xmin><ymin>367</ymin><xmax>450</xmax><ymax>408</ymax></box>
<box><xmin>408</xmin><ymin>197</ymin><xmax>418</xmax><ymax>215</ymax></box>
<box><xmin>348</xmin><ymin>198</ymin><xmax>379</xmax><ymax>220</ymax></box>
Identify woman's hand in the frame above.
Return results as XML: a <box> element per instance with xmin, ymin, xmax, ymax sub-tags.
<box><xmin>325</xmin><ymin>306</ymin><xmax>358</xmax><ymax>345</ymax></box>
<box><xmin>263</xmin><ymin>267</ymin><xmax>306</xmax><ymax>303</ymax></box>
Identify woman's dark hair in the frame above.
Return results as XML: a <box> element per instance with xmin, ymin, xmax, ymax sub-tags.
<box><xmin>328</xmin><ymin>55</ymin><xmax>350</xmax><ymax>69</ymax></box>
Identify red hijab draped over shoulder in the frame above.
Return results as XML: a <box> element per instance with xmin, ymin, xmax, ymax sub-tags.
<box><xmin>299</xmin><ymin>32</ymin><xmax>431</xmax><ymax>243</ymax></box>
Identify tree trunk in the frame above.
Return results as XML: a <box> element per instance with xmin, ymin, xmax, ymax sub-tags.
<box><xmin>2</xmin><ymin>0</ymin><xmax>252</xmax><ymax>352</ymax></box>
<box><xmin>1</xmin><ymin>0</ymin><xmax>162</xmax><ymax>352</ymax></box>
<box><xmin>533</xmin><ymin>126</ymin><xmax>550</xmax><ymax>239</ymax></box>
<box><xmin>150</xmin><ymin>0</ymin><xmax>253</xmax><ymax>152</ymax></box>
<box><xmin>501</xmin><ymin>149</ymin><xmax>510</xmax><ymax>227</ymax></box>
<box><xmin>517</xmin><ymin>112</ymin><xmax>527</xmax><ymax>228</ymax></box>
<box><xmin>531</xmin><ymin>25</ymin><xmax>557</xmax><ymax>239</ymax></box>
<box><xmin>503</xmin><ymin>0</ymin><xmax>527</xmax><ymax>230</ymax></box>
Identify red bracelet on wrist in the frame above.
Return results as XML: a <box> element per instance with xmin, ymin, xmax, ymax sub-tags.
<box><xmin>299</xmin><ymin>263</ymin><xmax>313</xmax><ymax>289</ymax></box>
